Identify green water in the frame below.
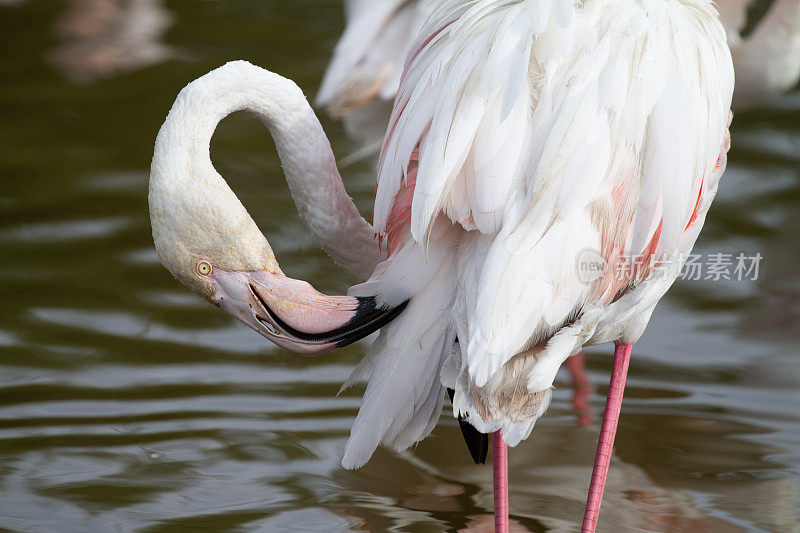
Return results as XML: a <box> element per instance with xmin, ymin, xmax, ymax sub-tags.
<box><xmin>1</xmin><ymin>1</ymin><xmax>798</xmax><ymax>531</ymax></box>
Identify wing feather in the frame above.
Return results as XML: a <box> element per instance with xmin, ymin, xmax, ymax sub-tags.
<box><xmin>352</xmin><ymin>0</ymin><xmax>733</xmax><ymax>459</ymax></box>
<box><xmin>375</xmin><ymin>0</ymin><xmax>732</xmax><ymax>391</ymax></box>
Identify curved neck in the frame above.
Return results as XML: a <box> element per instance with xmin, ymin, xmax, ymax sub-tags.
<box><xmin>152</xmin><ymin>61</ymin><xmax>383</xmax><ymax>282</ymax></box>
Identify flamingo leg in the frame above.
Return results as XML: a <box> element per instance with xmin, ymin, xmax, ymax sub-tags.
<box><xmin>581</xmin><ymin>342</ymin><xmax>633</xmax><ymax>533</ymax></box>
<box><xmin>567</xmin><ymin>351</ymin><xmax>593</xmax><ymax>426</ymax></box>
<box><xmin>493</xmin><ymin>431</ymin><xmax>509</xmax><ymax>533</ymax></box>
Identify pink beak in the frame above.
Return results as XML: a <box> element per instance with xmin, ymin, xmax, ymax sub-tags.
<box><xmin>209</xmin><ymin>269</ymin><xmax>405</xmax><ymax>355</ymax></box>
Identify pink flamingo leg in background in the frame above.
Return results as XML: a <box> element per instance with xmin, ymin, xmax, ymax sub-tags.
<box><xmin>581</xmin><ymin>342</ymin><xmax>633</xmax><ymax>533</ymax></box>
<box><xmin>567</xmin><ymin>351</ymin><xmax>593</xmax><ymax>426</ymax></box>
<box><xmin>493</xmin><ymin>431</ymin><xmax>509</xmax><ymax>533</ymax></box>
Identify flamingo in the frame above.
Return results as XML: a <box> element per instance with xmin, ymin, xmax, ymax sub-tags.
<box><xmin>46</xmin><ymin>0</ymin><xmax>179</xmax><ymax>84</ymax></box>
<box><xmin>717</xmin><ymin>0</ymin><xmax>800</xmax><ymax>109</ymax></box>
<box><xmin>149</xmin><ymin>1</ymin><xmax>733</xmax><ymax>531</ymax></box>
<box><xmin>316</xmin><ymin>0</ymin><xmax>435</xmax><ymax>115</ymax></box>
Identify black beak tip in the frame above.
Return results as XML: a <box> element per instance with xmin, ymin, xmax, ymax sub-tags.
<box><xmin>249</xmin><ymin>284</ymin><xmax>408</xmax><ymax>350</ymax></box>
<box><xmin>332</xmin><ymin>297</ymin><xmax>409</xmax><ymax>349</ymax></box>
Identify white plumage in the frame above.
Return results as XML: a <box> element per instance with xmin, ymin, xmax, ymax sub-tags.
<box><xmin>320</xmin><ymin>0</ymin><xmax>797</xmax><ymax>115</ymax></box>
<box><xmin>340</xmin><ymin>0</ymin><xmax>733</xmax><ymax>467</ymax></box>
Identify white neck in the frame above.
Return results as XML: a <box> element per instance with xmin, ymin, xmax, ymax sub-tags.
<box><xmin>150</xmin><ymin>61</ymin><xmax>383</xmax><ymax>281</ymax></box>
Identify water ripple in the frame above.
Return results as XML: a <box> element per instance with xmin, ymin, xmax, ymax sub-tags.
<box><xmin>0</xmin><ymin>217</ymin><xmax>133</xmax><ymax>244</ymax></box>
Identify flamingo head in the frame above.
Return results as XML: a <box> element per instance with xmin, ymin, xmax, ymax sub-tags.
<box><xmin>148</xmin><ymin>165</ymin><xmax>403</xmax><ymax>356</ymax></box>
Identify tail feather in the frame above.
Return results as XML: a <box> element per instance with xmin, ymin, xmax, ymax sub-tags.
<box><xmin>385</xmin><ymin>328</ymin><xmax>447</xmax><ymax>441</ymax></box>
<box><xmin>389</xmin><ymin>363</ymin><xmax>449</xmax><ymax>452</ymax></box>
<box><xmin>342</xmin><ymin>241</ymin><xmax>457</xmax><ymax>469</ymax></box>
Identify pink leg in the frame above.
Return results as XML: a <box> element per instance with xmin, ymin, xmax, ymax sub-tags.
<box><xmin>567</xmin><ymin>351</ymin><xmax>593</xmax><ymax>426</ymax></box>
<box><xmin>581</xmin><ymin>342</ymin><xmax>633</xmax><ymax>533</ymax></box>
<box><xmin>493</xmin><ymin>431</ymin><xmax>509</xmax><ymax>533</ymax></box>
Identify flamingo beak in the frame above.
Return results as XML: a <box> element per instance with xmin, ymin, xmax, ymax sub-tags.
<box><xmin>208</xmin><ymin>268</ymin><xmax>406</xmax><ymax>355</ymax></box>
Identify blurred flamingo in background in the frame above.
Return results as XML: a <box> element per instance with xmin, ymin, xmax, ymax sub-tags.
<box><xmin>49</xmin><ymin>0</ymin><xmax>178</xmax><ymax>83</ymax></box>
<box><xmin>1</xmin><ymin>0</ymin><xmax>179</xmax><ymax>83</ymax></box>
<box><xmin>0</xmin><ymin>0</ymin><xmax>181</xmax><ymax>83</ymax></box>
<box><xmin>150</xmin><ymin>0</ymin><xmax>733</xmax><ymax>531</ymax></box>
<box><xmin>316</xmin><ymin>0</ymin><xmax>434</xmax><ymax>116</ymax></box>
<box><xmin>717</xmin><ymin>0</ymin><xmax>800</xmax><ymax>109</ymax></box>
<box><xmin>316</xmin><ymin>0</ymin><xmax>436</xmax><ymax>145</ymax></box>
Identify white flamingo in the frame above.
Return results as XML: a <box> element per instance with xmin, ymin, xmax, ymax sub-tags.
<box><xmin>316</xmin><ymin>0</ymin><xmax>434</xmax><ymax>115</ymax></box>
<box><xmin>149</xmin><ymin>1</ymin><xmax>733</xmax><ymax>531</ymax></box>
<box><xmin>718</xmin><ymin>0</ymin><xmax>800</xmax><ymax>109</ymax></box>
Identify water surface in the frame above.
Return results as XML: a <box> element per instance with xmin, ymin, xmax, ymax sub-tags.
<box><xmin>0</xmin><ymin>1</ymin><xmax>798</xmax><ymax>531</ymax></box>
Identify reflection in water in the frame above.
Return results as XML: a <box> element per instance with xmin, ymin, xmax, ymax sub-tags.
<box><xmin>0</xmin><ymin>1</ymin><xmax>798</xmax><ymax>531</ymax></box>
<box><xmin>329</xmin><ymin>419</ymin><xmax>773</xmax><ymax>532</ymax></box>
<box><xmin>48</xmin><ymin>0</ymin><xmax>178</xmax><ymax>83</ymax></box>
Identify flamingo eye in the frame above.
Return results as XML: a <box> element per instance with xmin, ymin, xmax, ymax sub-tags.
<box><xmin>197</xmin><ymin>261</ymin><xmax>212</xmax><ymax>276</ymax></box>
